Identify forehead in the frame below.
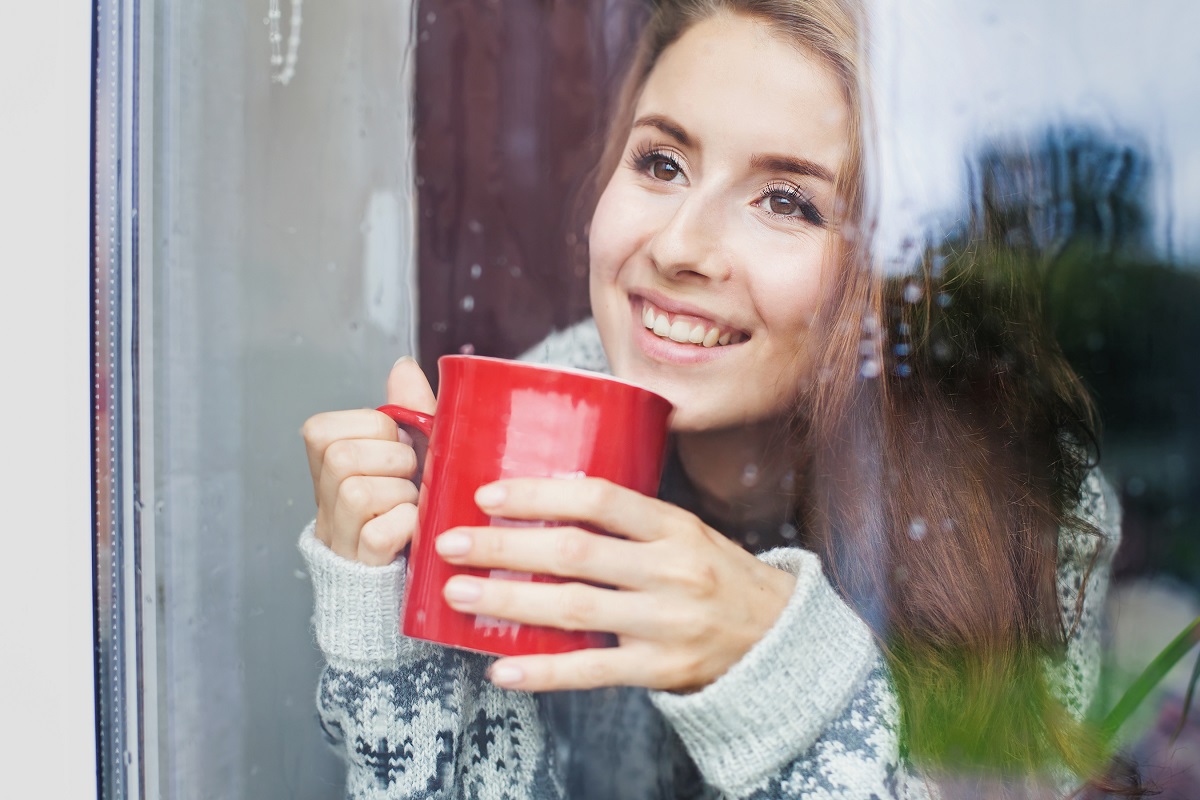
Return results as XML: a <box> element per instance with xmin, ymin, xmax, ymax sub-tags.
<box><xmin>636</xmin><ymin>13</ymin><xmax>850</xmax><ymax>172</ymax></box>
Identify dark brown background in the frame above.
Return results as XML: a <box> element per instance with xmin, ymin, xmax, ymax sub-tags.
<box><xmin>414</xmin><ymin>0</ymin><xmax>647</xmax><ymax>379</ymax></box>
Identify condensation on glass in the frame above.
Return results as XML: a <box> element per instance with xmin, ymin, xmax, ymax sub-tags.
<box><xmin>92</xmin><ymin>0</ymin><xmax>1200</xmax><ymax>797</ymax></box>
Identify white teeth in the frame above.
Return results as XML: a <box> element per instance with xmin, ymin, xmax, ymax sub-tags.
<box><xmin>641</xmin><ymin>301</ymin><xmax>743</xmax><ymax>348</ymax></box>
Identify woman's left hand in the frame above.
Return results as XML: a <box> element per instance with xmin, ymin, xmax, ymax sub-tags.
<box><xmin>433</xmin><ymin>477</ymin><xmax>798</xmax><ymax>694</ymax></box>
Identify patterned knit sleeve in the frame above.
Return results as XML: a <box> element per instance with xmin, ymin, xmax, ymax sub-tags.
<box><xmin>647</xmin><ymin>548</ymin><xmax>935</xmax><ymax>799</ymax></box>
<box><xmin>1049</xmin><ymin>467</ymin><xmax>1122</xmax><ymax>724</ymax></box>
<box><xmin>299</xmin><ymin>522</ymin><xmax>564</xmax><ymax>799</ymax></box>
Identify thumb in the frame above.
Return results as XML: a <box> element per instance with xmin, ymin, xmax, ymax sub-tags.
<box><xmin>386</xmin><ymin>356</ymin><xmax>437</xmax><ymax>415</ymax></box>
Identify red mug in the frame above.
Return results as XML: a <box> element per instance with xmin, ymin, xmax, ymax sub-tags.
<box><xmin>378</xmin><ymin>355</ymin><xmax>673</xmax><ymax>657</ymax></box>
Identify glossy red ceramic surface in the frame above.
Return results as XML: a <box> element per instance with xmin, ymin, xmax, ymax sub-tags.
<box><xmin>378</xmin><ymin>355</ymin><xmax>673</xmax><ymax>657</ymax></box>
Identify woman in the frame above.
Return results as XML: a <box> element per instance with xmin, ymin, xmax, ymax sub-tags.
<box><xmin>300</xmin><ymin>1</ymin><xmax>1126</xmax><ymax>797</ymax></box>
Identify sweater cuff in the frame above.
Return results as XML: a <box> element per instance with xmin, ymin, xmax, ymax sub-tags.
<box><xmin>649</xmin><ymin>547</ymin><xmax>878</xmax><ymax>795</ymax></box>
<box><xmin>298</xmin><ymin>521</ymin><xmax>415</xmax><ymax>672</ymax></box>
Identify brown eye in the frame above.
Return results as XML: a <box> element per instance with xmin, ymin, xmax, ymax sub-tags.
<box><xmin>651</xmin><ymin>158</ymin><xmax>680</xmax><ymax>182</ymax></box>
<box><xmin>768</xmin><ymin>194</ymin><xmax>798</xmax><ymax>216</ymax></box>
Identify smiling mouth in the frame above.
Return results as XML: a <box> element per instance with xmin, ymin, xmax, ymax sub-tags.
<box><xmin>640</xmin><ymin>298</ymin><xmax>747</xmax><ymax>348</ymax></box>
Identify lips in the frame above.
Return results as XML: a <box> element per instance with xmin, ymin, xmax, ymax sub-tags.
<box><xmin>638</xmin><ymin>297</ymin><xmax>747</xmax><ymax>348</ymax></box>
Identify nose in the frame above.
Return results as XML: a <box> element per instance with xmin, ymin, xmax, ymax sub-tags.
<box><xmin>646</xmin><ymin>190</ymin><xmax>730</xmax><ymax>283</ymax></box>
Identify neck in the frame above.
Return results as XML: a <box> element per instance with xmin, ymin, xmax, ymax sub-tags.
<box><xmin>674</xmin><ymin>421</ymin><xmax>798</xmax><ymax>532</ymax></box>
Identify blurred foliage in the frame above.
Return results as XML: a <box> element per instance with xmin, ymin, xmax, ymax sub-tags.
<box><xmin>970</xmin><ymin>125</ymin><xmax>1200</xmax><ymax>588</ymax></box>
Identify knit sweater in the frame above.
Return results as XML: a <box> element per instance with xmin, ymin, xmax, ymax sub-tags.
<box><xmin>300</xmin><ymin>319</ymin><xmax>1120</xmax><ymax>799</ymax></box>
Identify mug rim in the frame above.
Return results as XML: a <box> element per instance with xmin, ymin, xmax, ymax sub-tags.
<box><xmin>437</xmin><ymin>354</ymin><xmax>673</xmax><ymax>408</ymax></box>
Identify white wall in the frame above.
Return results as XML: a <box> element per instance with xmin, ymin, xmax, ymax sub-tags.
<box><xmin>0</xmin><ymin>2</ymin><xmax>97</xmax><ymax>796</ymax></box>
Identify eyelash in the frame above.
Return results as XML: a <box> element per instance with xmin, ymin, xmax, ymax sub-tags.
<box><xmin>627</xmin><ymin>144</ymin><xmax>827</xmax><ymax>228</ymax></box>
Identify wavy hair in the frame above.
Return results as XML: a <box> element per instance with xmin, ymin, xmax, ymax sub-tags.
<box><xmin>587</xmin><ymin>1</ymin><xmax>1139</xmax><ymax>794</ymax></box>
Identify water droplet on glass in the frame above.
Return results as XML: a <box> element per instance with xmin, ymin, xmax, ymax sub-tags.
<box><xmin>897</xmin><ymin>322</ymin><xmax>911</xmax><ymax>337</ymax></box>
<box><xmin>894</xmin><ymin>363</ymin><xmax>912</xmax><ymax>378</ymax></box>
<box><xmin>1126</xmin><ymin>477</ymin><xmax>1146</xmax><ymax>497</ymax></box>
<box><xmin>470</xmin><ymin>264</ymin><xmax>483</xmax><ymax>279</ymax></box>
<box><xmin>779</xmin><ymin>522</ymin><xmax>798</xmax><ymax>541</ymax></box>
<box><xmin>908</xmin><ymin>518</ymin><xmax>928</xmax><ymax>541</ymax></box>
<box><xmin>893</xmin><ymin>343</ymin><xmax>911</xmax><ymax>357</ymax></box>
<box><xmin>294</xmin><ymin>569</ymin><xmax>308</xmax><ymax>580</ymax></box>
<box><xmin>937</xmin><ymin>293</ymin><xmax>953</xmax><ymax>308</ymax></box>
<box><xmin>349</xmin><ymin>321</ymin><xmax>360</xmax><ymax>332</ymax></box>
<box><xmin>744</xmin><ymin>530</ymin><xmax>761</xmax><ymax>547</ymax></box>
<box><xmin>741</xmin><ymin>463</ymin><xmax>760</xmax><ymax>487</ymax></box>
<box><xmin>292</xmin><ymin>334</ymin><xmax>304</xmax><ymax>345</ymax></box>
<box><xmin>859</xmin><ymin>340</ymin><xmax>875</xmax><ymax>356</ymax></box>
<box><xmin>468</xmin><ymin>219</ymin><xmax>484</xmax><ymax>235</ymax></box>
<box><xmin>432</xmin><ymin>321</ymin><xmax>448</xmax><ymax>333</ymax></box>
<box><xmin>941</xmin><ymin>518</ymin><xmax>955</xmax><ymax>533</ymax></box>
<box><xmin>426</xmin><ymin>11</ymin><xmax>437</xmax><ymax>23</ymax></box>
<box><xmin>459</xmin><ymin>343</ymin><xmax>476</xmax><ymax>355</ymax></box>
<box><xmin>155</xmin><ymin>500</ymin><xmax>165</xmax><ymax>513</ymax></box>
<box><xmin>932</xmin><ymin>340</ymin><xmax>952</xmax><ymax>361</ymax></box>
<box><xmin>903</xmin><ymin>283</ymin><xmax>923</xmax><ymax>303</ymax></box>
<box><xmin>860</xmin><ymin>359</ymin><xmax>881</xmax><ymax>379</ymax></box>
<box><xmin>511</xmin><ymin>266</ymin><xmax>523</xmax><ymax>278</ymax></box>
<box><xmin>779</xmin><ymin>469</ymin><xmax>797</xmax><ymax>493</ymax></box>
<box><xmin>863</xmin><ymin>314</ymin><xmax>880</xmax><ymax>334</ymax></box>
<box><xmin>894</xmin><ymin>565</ymin><xmax>909</xmax><ymax>583</ymax></box>
<box><xmin>460</xmin><ymin>295</ymin><xmax>475</xmax><ymax>312</ymax></box>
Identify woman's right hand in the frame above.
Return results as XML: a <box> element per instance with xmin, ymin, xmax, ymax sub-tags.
<box><xmin>301</xmin><ymin>357</ymin><xmax>437</xmax><ymax>566</ymax></box>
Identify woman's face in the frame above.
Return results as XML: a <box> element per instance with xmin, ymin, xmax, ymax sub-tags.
<box><xmin>589</xmin><ymin>13</ymin><xmax>851</xmax><ymax>432</ymax></box>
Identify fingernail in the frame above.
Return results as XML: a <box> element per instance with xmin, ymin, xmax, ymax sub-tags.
<box><xmin>444</xmin><ymin>577</ymin><xmax>482</xmax><ymax>604</ymax></box>
<box><xmin>475</xmin><ymin>484</ymin><xmax>507</xmax><ymax>509</ymax></box>
<box><xmin>393</xmin><ymin>355</ymin><xmax>414</xmax><ymax>367</ymax></box>
<box><xmin>489</xmin><ymin>664</ymin><xmax>524</xmax><ymax>687</ymax></box>
<box><xmin>435</xmin><ymin>532</ymin><xmax>471</xmax><ymax>557</ymax></box>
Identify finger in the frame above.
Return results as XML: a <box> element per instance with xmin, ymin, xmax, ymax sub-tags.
<box><xmin>357</xmin><ymin>502</ymin><xmax>419</xmax><ymax>566</ymax></box>
<box><xmin>328</xmin><ymin>476</ymin><xmax>418</xmax><ymax>561</ymax></box>
<box><xmin>486</xmin><ymin>646</ymin><xmax>660</xmax><ymax>692</ymax></box>
<box><xmin>474</xmin><ymin>477</ymin><xmax>690</xmax><ymax>542</ymax></box>
<box><xmin>442</xmin><ymin>576</ymin><xmax>660</xmax><ymax>638</ymax></box>
<box><xmin>302</xmin><ymin>409</ymin><xmax>401</xmax><ymax>489</ymax></box>
<box><xmin>318</xmin><ymin>438</ymin><xmax>418</xmax><ymax>518</ymax></box>
<box><xmin>435</xmin><ymin>525</ymin><xmax>653</xmax><ymax>590</ymax></box>
<box><xmin>385</xmin><ymin>356</ymin><xmax>437</xmax><ymax>414</ymax></box>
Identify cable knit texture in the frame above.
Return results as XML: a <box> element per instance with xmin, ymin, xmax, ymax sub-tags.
<box><xmin>301</xmin><ymin>318</ymin><xmax>1119</xmax><ymax>799</ymax></box>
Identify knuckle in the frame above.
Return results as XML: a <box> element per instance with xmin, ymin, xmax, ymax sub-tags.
<box><xmin>584</xmin><ymin>480</ymin><xmax>617</xmax><ymax>516</ymax></box>
<box><xmin>323</xmin><ymin>440</ymin><xmax>357</xmax><ymax>479</ymax></box>
<box><xmin>301</xmin><ymin>413</ymin><xmax>331</xmax><ymax>446</ymax></box>
<box><xmin>337</xmin><ymin>475</ymin><xmax>373</xmax><ymax>511</ymax></box>
<box><xmin>358</xmin><ymin>516</ymin><xmax>396</xmax><ymax>555</ymax></box>
<box><xmin>558</xmin><ymin>583</ymin><xmax>596</xmax><ymax>631</ymax></box>
<box><xmin>578</xmin><ymin>657</ymin><xmax>609</xmax><ymax>688</ymax></box>
<box><xmin>553</xmin><ymin>529</ymin><xmax>591</xmax><ymax>570</ymax></box>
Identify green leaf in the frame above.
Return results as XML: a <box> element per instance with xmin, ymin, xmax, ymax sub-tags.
<box><xmin>1102</xmin><ymin>614</ymin><xmax>1200</xmax><ymax>743</ymax></box>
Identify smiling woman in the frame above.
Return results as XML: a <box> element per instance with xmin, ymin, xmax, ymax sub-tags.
<box><xmin>298</xmin><ymin>1</ymin><xmax>1138</xmax><ymax>798</ymax></box>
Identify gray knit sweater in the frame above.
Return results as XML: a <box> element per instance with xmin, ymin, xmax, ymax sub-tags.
<box><xmin>300</xmin><ymin>319</ymin><xmax>1120</xmax><ymax>799</ymax></box>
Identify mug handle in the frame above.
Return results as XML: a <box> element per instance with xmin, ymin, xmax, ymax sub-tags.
<box><xmin>376</xmin><ymin>404</ymin><xmax>435</xmax><ymax>439</ymax></box>
<box><xmin>377</xmin><ymin>405</ymin><xmax>435</xmax><ymax>487</ymax></box>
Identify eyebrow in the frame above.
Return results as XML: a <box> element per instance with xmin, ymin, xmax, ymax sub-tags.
<box><xmin>633</xmin><ymin>114</ymin><xmax>693</xmax><ymax>147</ymax></box>
<box><xmin>632</xmin><ymin>114</ymin><xmax>836</xmax><ymax>184</ymax></box>
<box><xmin>750</xmin><ymin>154</ymin><xmax>835</xmax><ymax>184</ymax></box>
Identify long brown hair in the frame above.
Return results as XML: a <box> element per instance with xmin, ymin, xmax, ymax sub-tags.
<box><xmin>588</xmin><ymin>0</ymin><xmax>1137</xmax><ymax>793</ymax></box>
